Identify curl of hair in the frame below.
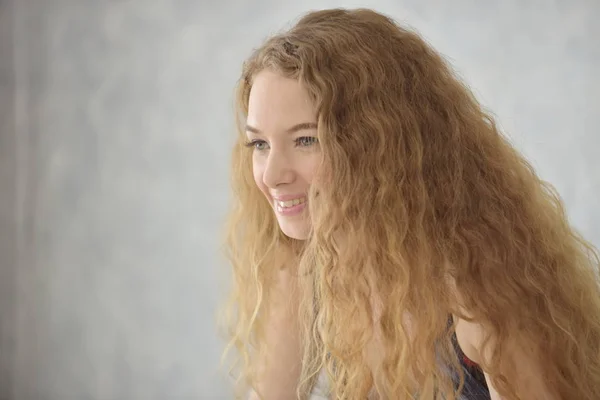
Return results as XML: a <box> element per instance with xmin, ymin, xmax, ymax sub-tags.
<box><xmin>222</xmin><ymin>8</ymin><xmax>600</xmax><ymax>400</ymax></box>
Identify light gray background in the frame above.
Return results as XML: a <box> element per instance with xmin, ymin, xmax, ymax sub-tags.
<box><xmin>0</xmin><ymin>0</ymin><xmax>598</xmax><ymax>399</ymax></box>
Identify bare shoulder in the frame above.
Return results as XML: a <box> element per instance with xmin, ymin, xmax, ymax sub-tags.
<box><xmin>444</xmin><ymin>275</ymin><xmax>483</xmax><ymax>363</ymax></box>
<box><xmin>448</xmin><ymin>283</ymin><xmax>559</xmax><ymax>399</ymax></box>
<box><xmin>451</xmin><ymin>314</ymin><xmax>484</xmax><ymax>364</ymax></box>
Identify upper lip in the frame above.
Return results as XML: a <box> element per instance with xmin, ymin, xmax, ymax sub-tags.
<box><xmin>271</xmin><ymin>194</ymin><xmax>307</xmax><ymax>201</ymax></box>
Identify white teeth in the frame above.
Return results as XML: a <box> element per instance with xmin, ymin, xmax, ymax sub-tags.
<box><xmin>276</xmin><ymin>197</ymin><xmax>306</xmax><ymax>208</ymax></box>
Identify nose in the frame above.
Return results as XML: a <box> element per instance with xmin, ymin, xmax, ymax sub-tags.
<box><xmin>262</xmin><ymin>148</ymin><xmax>295</xmax><ymax>188</ymax></box>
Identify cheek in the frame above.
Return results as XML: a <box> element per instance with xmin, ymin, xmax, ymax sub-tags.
<box><xmin>252</xmin><ymin>159</ymin><xmax>268</xmax><ymax>195</ymax></box>
<box><xmin>303</xmin><ymin>156</ymin><xmax>322</xmax><ymax>185</ymax></box>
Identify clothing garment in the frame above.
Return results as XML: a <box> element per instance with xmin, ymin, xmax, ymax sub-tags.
<box><xmin>452</xmin><ymin>332</ymin><xmax>491</xmax><ymax>399</ymax></box>
<box><xmin>308</xmin><ymin>334</ymin><xmax>491</xmax><ymax>400</ymax></box>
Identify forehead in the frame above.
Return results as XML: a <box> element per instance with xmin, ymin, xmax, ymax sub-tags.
<box><xmin>247</xmin><ymin>70</ymin><xmax>316</xmax><ymax>131</ymax></box>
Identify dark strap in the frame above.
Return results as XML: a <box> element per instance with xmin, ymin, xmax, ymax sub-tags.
<box><xmin>450</xmin><ymin>331</ymin><xmax>491</xmax><ymax>399</ymax></box>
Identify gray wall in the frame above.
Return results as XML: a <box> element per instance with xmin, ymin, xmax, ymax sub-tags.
<box><xmin>1</xmin><ymin>0</ymin><xmax>17</xmax><ymax>398</ymax></box>
<box><xmin>0</xmin><ymin>0</ymin><xmax>598</xmax><ymax>399</ymax></box>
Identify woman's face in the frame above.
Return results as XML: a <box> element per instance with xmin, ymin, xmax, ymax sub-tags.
<box><xmin>246</xmin><ymin>69</ymin><xmax>320</xmax><ymax>240</ymax></box>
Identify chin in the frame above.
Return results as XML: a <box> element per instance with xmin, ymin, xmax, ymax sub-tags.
<box><xmin>279</xmin><ymin>224</ymin><xmax>310</xmax><ymax>241</ymax></box>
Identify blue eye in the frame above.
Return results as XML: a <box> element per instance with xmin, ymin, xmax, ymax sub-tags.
<box><xmin>244</xmin><ymin>140</ymin><xmax>269</xmax><ymax>151</ymax></box>
<box><xmin>296</xmin><ymin>136</ymin><xmax>319</xmax><ymax>147</ymax></box>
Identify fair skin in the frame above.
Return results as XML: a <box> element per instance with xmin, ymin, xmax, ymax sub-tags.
<box><xmin>245</xmin><ymin>69</ymin><xmax>554</xmax><ymax>399</ymax></box>
<box><xmin>246</xmin><ymin>69</ymin><xmax>319</xmax><ymax>241</ymax></box>
<box><xmin>245</xmin><ymin>69</ymin><xmax>317</xmax><ymax>400</ymax></box>
<box><xmin>249</xmin><ymin>265</ymin><xmax>303</xmax><ymax>400</ymax></box>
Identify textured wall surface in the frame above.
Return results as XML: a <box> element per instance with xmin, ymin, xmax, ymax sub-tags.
<box><xmin>1</xmin><ymin>0</ymin><xmax>599</xmax><ymax>399</ymax></box>
<box><xmin>1</xmin><ymin>1</ymin><xmax>17</xmax><ymax>399</ymax></box>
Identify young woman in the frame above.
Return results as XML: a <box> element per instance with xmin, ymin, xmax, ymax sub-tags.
<box><xmin>222</xmin><ymin>8</ymin><xmax>600</xmax><ymax>400</ymax></box>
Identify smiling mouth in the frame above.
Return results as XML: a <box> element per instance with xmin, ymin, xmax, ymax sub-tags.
<box><xmin>274</xmin><ymin>196</ymin><xmax>307</xmax><ymax>215</ymax></box>
<box><xmin>275</xmin><ymin>197</ymin><xmax>306</xmax><ymax>208</ymax></box>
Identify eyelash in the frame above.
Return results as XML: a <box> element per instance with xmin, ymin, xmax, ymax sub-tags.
<box><xmin>243</xmin><ymin>137</ymin><xmax>319</xmax><ymax>150</ymax></box>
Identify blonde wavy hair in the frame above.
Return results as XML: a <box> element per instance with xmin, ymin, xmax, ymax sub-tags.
<box><xmin>221</xmin><ymin>8</ymin><xmax>600</xmax><ymax>400</ymax></box>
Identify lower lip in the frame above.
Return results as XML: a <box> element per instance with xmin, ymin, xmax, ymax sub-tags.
<box><xmin>275</xmin><ymin>201</ymin><xmax>307</xmax><ymax>216</ymax></box>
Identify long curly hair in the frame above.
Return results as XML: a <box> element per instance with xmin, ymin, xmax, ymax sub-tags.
<box><xmin>221</xmin><ymin>8</ymin><xmax>600</xmax><ymax>400</ymax></box>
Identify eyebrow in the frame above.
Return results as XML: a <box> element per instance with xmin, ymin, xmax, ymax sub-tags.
<box><xmin>245</xmin><ymin>122</ymin><xmax>318</xmax><ymax>134</ymax></box>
